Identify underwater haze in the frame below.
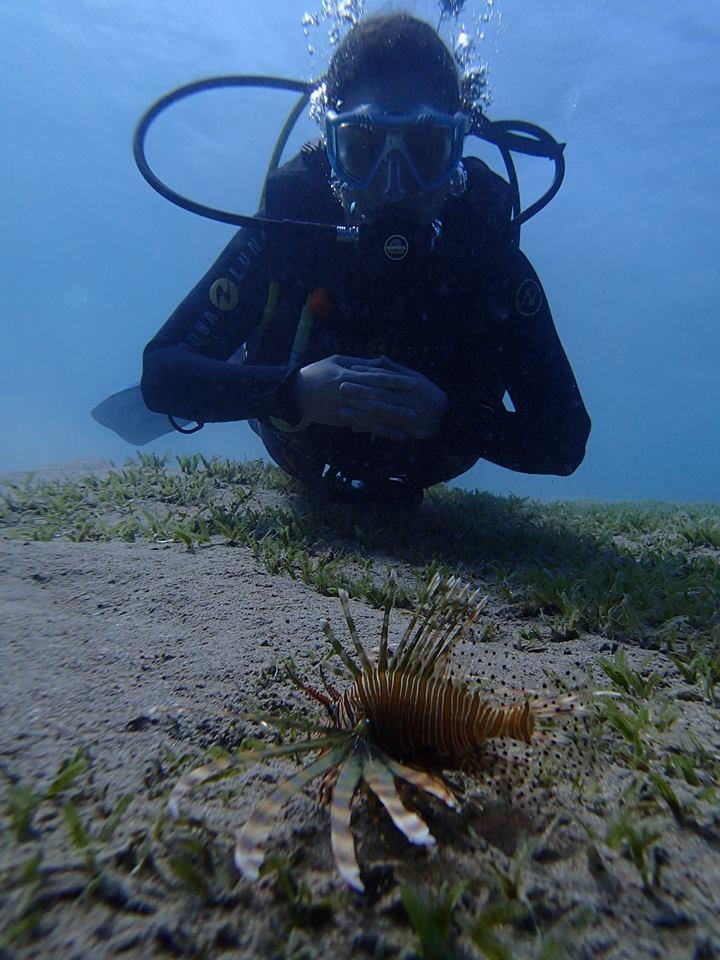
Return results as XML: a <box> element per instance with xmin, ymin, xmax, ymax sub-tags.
<box><xmin>1</xmin><ymin>0</ymin><xmax>718</xmax><ymax>501</ymax></box>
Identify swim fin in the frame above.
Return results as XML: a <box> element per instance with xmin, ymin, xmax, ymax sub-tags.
<box><xmin>91</xmin><ymin>384</ymin><xmax>190</xmax><ymax>445</ymax></box>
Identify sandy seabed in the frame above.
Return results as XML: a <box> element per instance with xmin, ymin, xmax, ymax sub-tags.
<box><xmin>1</xmin><ymin>460</ymin><xmax>719</xmax><ymax>959</ymax></box>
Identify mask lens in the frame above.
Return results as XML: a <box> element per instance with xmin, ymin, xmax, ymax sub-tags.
<box><xmin>403</xmin><ymin>123</ymin><xmax>453</xmax><ymax>185</ymax></box>
<box><xmin>335</xmin><ymin>122</ymin><xmax>385</xmax><ymax>184</ymax></box>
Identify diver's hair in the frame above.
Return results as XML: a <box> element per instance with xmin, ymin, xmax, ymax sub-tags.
<box><xmin>326</xmin><ymin>14</ymin><xmax>460</xmax><ymax>113</ymax></box>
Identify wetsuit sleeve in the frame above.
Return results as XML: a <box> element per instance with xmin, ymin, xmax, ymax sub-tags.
<box><xmin>443</xmin><ymin>249</ymin><xmax>591</xmax><ymax>476</ymax></box>
<box><xmin>141</xmin><ymin>225</ymin><xmax>301</xmax><ymax>424</ymax></box>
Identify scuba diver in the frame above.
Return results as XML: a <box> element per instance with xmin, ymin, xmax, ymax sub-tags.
<box><xmin>135</xmin><ymin>12</ymin><xmax>591</xmax><ymax>506</ymax></box>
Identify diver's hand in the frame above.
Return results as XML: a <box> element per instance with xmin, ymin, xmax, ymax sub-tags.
<box><xmin>295</xmin><ymin>355</ymin><xmax>413</xmax><ymax>440</ymax></box>
<box><xmin>340</xmin><ymin>355</ymin><xmax>449</xmax><ymax>440</ymax></box>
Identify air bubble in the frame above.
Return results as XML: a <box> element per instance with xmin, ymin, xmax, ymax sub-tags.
<box><xmin>301</xmin><ymin>0</ymin><xmax>365</xmax><ymax>110</ymax></box>
<box><xmin>438</xmin><ymin>0</ymin><xmax>500</xmax><ymax>109</ymax></box>
<box><xmin>454</xmin><ymin>28</ymin><xmax>473</xmax><ymax>66</ymax></box>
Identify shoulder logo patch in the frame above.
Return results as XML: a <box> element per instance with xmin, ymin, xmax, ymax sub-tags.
<box><xmin>209</xmin><ymin>278</ymin><xmax>240</xmax><ymax>312</ymax></box>
<box><xmin>515</xmin><ymin>278</ymin><xmax>543</xmax><ymax>317</ymax></box>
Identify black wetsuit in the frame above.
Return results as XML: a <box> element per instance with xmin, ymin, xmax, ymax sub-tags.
<box><xmin>141</xmin><ymin>144</ymin><xmax>591</xmax><ymax>489</ymax></box>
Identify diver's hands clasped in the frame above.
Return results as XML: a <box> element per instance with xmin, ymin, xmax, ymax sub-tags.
<box><xmin>341</xmin><ymin>355</ymin><xmax>449</xmax><ymax>440</ymax></box>
<box><xmin>295</xmin><ymin>354</ymin><xmax>448</xmax><ymax>441</ymax></box>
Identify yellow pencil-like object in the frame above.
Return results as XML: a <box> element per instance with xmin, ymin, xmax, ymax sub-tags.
<box><xmin>287</xmin><ymin>287</ymin><xmax>331</xmax><ymax>371</ymax></box>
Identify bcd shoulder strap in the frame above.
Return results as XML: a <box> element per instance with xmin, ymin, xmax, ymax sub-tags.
<box><xmin>450</xmin><ymin>156</ymin><xmax>517</xmax><ymax>251</ymax></box>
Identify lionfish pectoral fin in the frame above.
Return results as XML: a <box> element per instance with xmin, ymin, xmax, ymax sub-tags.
<box><xmin>243</xmin><ymin>710</ymin><xmax>332</xmax><ymax>737</ymax></box>
<box><xmin>235</xmin><ymin>745</ymin><xmax>349</xmax><ymax>882</ymax></box>
<box><xmin>282</xmin><ymin>660</ymin><xmax>331</xmax><ymax>707</ymax></box>
<box><xmin>380</xmin><ymin>756</ymin><xmax>459</xmax><ymax>810</ymax></box>
<box><xmin>330</xmin><ymin>750</ymin><xmax>365</xmax><ymax>892</ymax></box>
<box><xmin>167</xmin><ymin>755</ymin><xmax>237</xmax><ymax>819</ymax></box>
<box><xmin>365</xmin><ymin>758</ymin><xmax>435</xmax><ymax>848</ymax></box>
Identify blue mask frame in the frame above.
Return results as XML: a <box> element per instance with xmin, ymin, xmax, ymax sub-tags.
<box><xmin>325</xmin><ymin>104</ymin><xmax>469</xmax><ymax>192</ymax></box>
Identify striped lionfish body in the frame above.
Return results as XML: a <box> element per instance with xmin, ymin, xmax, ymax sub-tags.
<box><xmin>168</xmin><ymin>572</ymin><xmax>600</xmax><ymax>892</ymax></box>
<box><xmin>335</xmin><ymin>668</ymin><xmax>538</xmax><ymax>766</ymax></box>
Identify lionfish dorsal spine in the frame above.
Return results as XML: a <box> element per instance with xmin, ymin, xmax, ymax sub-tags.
<box><xmin>389</xmin><ymin>571</ymin><xmax>443</xmax><ymax>669</ymax></box>
<box><xmin>322</xmin><ymin>618</ymin><xmax>361</xmax><ymax>678</ymax></box>
<box><xmin>418</xmin><ymin>588</ymin><xmax>487</xmax><ymax>681</ymax></box>
<box><xmin>391</xmin><ymin>575</ymin><xmax>456</xmax><ymax>673</ymax></box>
<box><xmin>377</xmin><ymin>569</ymin><xmax>398</xmax><ymax>673</ymax></box>
<box><xmin>338</xmin><ymin>589</ymin><xmax>373</xmax><ymax>674</ymax></box>
<box><xmin>394</xmin><ymin>578</ymin><xmax>484</xmax><ymax>679</ymax></box>
<box><xmin>413</xmin><ymin>585</ymin><xmax>468</xmax><ymax>672</ymax></box>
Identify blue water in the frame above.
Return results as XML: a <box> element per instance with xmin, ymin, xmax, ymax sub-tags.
<box><xmin>1</xmin><ymin>0</ymin><xmax>718</xmax><ymax>500</ymax></box>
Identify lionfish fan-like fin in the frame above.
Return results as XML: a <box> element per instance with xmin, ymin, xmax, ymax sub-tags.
<box><xmin>380</xmin><ymin>756</ymin><xmax>459</xmax><ymax>810</ymax></box>
<box><xmin>235</xmin><ymin>745</ymin><xmax>349</xmax><ymax>882</ymax></box>
<box><xmin>322</xmin><ymin>618</ymin><xmax>361</xmax><ymax>679</ymax></box>
<box><xmin>389</xmin><ymin>571</ymin><xmax>443</xmax><ymax>668</ymax></box>
<box><xmin>167</xmin><ymin>755</ymin><xmax>236</xmax><ymax>819</ymax></box>
<box><xmin>283</xmin><ymin>661</ymin><xmax>334</xmax><ymax>708</ymax></box>
<box><xmin>330</xmin><ymin>749</ymin><xmax>366</xmax><ymax>892</ymax></box>
<box><xmin>364</xmin><ymin>758</ymin><xmax>436</xmax><ymax>847</ymax></box>
<box><xmin>338</xmin><ymin>589</ymin><xmax>373</xmax><ymax>674</ymax></box>
<box><xmin>318</xmin><ymin>664</ymin><xmax>341</xmax><ymax>701</ymax></box>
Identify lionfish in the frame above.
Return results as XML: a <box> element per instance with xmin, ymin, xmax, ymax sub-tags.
<box><xmin>168</xmin><ymin>572</ymin><xmax>600</xmax><ymax>892</ymax></box>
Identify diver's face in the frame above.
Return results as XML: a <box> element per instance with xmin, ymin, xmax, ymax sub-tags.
<box><xmin>332</xmin><ymin>78</ymin><xmax>456</xmax><ymax>227</ymax></box>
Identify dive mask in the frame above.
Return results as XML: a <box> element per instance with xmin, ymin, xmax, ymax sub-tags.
<box><xmin>325</xmin><ymin>104</ymin><xmax>468</xmax><ymax>193</ymax></box>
